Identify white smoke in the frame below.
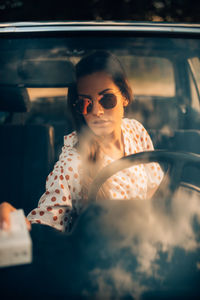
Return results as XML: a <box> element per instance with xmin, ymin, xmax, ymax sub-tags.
<box><xmin>84</xmin><ymin>185</ymin><xmax>200</xmax><ymax>299</ymax></box>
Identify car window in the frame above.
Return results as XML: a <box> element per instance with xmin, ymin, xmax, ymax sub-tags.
<box><xmin>122</xmin><ymin>56</ymin><xmax>175</xmax><ymax>97</ymax></box>
<box><xmin>0</xmin><ymin>25</ymin><xmax>200</xmax><ymax>299</ymax></box>
<box><xmin>27</xmin><ymin>88</ymin><xmax>68</xmax><ymax>101</ymax></box>
<box><xmin>188</xmin><ymin>57</ymin><xmax>200</xmax><ymax>111</ymax></box>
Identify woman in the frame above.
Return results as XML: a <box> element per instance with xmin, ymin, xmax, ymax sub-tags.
<box><xmin>0</xmin><ymin>51</ymin><xmax>163</xmax><ymax>232</ymax></box>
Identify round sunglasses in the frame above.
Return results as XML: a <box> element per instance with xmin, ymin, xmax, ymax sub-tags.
<box><xmin>73</xmin><ymin>93</ymin><xmax>118</xmax><ymax>115</ymax></box>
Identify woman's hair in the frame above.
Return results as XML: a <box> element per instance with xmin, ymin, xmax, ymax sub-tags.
<box><xmin>67</xmin><ymin>50</ymin><xmax>133</xmax><ymax>201</ymax></box>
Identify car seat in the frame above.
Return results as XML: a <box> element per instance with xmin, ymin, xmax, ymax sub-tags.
<box><xmin>0</xmin><ymin>87</ymin><xmax>55</xmax><ymax>215</ymax></box>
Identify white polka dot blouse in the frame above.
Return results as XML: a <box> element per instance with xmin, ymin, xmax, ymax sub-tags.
<box><xmin>27</xmin><ymin>118</ymin><xmax>164</xmax><ymax>232</ymax></box>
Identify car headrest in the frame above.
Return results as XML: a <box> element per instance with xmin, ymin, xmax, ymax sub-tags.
<box><xmin>0</xmin><ymin>87</ymin><xmax>30</xmax><ymax>112</ymax></box>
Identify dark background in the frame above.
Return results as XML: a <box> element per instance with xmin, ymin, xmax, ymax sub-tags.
<box><xmin>0</xmin><ymin>0</ymin><xmax>200</xmax><ymax>23</ymax></box>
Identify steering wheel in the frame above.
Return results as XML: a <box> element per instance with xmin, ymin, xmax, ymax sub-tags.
<box><xmin>88</xmin><ymin>150</ymin><xmax>200</xmax><ymax>202</ymax></box>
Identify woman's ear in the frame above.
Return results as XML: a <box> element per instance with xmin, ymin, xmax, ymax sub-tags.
<box><xmin>123</xmin><ymin>98</ymin><xmax>129</xmax><ymax>107</ymax></box>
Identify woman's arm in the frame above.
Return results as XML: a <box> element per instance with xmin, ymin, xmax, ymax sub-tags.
<box><xmin>27</xmin><ymin>145</ymin><xmax>83</xmax><ymax>232</ymax></box>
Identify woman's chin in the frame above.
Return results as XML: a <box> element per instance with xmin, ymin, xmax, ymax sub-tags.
<box><xmin>93</xmin><ymin>128</ymin><xmax>113</xmax><ymax>137</ymax></box>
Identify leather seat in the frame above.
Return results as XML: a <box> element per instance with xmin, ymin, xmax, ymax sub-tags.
<box><xmin>0</xmin><ymin>87</ymin><xmax>55</xmax><ymax>215</ymax></box>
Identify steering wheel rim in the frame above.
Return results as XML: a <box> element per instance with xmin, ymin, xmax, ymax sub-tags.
<box><xmin>88</xmin><ymin>150</ymin><xmax>200</xmax><ymax>202</ymax></box>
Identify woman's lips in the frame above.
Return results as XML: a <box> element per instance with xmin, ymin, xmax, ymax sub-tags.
<box><xmin>92</xmin><ymin>120</ymin><xmax>111</xmax><ymax>126</ymax></box>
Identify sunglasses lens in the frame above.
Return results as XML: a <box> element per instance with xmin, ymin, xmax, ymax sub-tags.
<box><xmin>76</xmin><ymin>98</ymin><xmax>93</xmax><ymax>115</ymax></box>
<box><xmin>75</xmin><ymin>94</ymin><xmax>117</xmax><ymax>115</ymax></box>
<box><xmin>99</xmin><ymin>94</ymin><xmax>117</xmax><ymax>109</ymax></box>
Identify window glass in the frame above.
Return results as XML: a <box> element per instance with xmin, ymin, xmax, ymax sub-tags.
<box><xmin>188</xmin><ymin>57</ymin><xmax>200</xmax><ymax>93</ymax></box>
<box><xmin>189</xmin><ymin>71</ymin><xmax>200</xmax><ymax>112</ymax></box>
<box><xmin>27</xmin><ymin>88</ymin><xmax>68</xmax><ymax>101</ymax></box>
<box><xmin>122</xmin><ymin>56</ymin><xmax>175</xmax><ymax>97</ymax></box>
<box><xmin>188</xmin><ymin>57</ymin><xmax>200</xmax><ymax>111</ymax></box>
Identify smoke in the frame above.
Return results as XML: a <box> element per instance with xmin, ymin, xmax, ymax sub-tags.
<box><xmin>73</xmin><ymin>120</ymin><xmax>200</xmax><ymax>298</ymax></box>
<box><xmin>81</xmin><ymin>185</ymin><xmax>200</xmax><ymax>299</ymax></box>
<box><xmin>88</xmin><ymin>266</ymin><xmax>148</xmax><ymax>300</ymax></box>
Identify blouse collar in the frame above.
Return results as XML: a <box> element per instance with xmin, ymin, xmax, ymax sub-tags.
<box><xmin>64</xmin><ymin>119</ymin><xmax>129</xmax><ymax>154</ymax></box>
<box><xmin>64</xmin><ymin>131</ymin><xmax>78</xmax><ymax>148</ymax></box>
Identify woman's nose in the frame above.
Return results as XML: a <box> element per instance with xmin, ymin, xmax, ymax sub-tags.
<box><xmin>92</xmin><ymin>100</ymin><xmax>104</xmax><ymax>116</ymax></box>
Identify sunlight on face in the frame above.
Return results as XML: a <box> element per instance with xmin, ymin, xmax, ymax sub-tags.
<box><xmin>77</xmin><ymin>72</ymin><xmax>127</xmax><ymax>137</ymax></box>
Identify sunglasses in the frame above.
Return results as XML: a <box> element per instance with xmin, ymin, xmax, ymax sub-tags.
<box><xmin>73</xmin><ymin>93</ymin><xmax>118</xmax><ymax>115</ymax></box>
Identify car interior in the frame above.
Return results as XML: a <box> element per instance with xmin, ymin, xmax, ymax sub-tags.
<box><xmin>0</xmin><ymin>27</ymin><xmax>200</xmax><ymax>299</ymax></box>
<box><xmin>0</xmin><ymin>35</ymin><xmax>199</xmax><ymax>215</ymax></box>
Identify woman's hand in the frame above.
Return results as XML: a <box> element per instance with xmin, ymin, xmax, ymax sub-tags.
<box><xmin>0</xmin><ymin>202</ymin><xmax>31</xmax><ymax>231</ymax></box>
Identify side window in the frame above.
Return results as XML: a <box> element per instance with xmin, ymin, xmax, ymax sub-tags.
<box><xmin>122</xmin><ymin>56</ymin><xmax>175</xmax><ymax>97</ymax></box>
<box><xmin>121</xmin><ymin>55</ymin><xmax>177</xmax><ymax>130</ymax></box>
<box><xmin>188</xmin><ymin>57</ymin><xmax>200</xmax><ymax>112</ymax></box>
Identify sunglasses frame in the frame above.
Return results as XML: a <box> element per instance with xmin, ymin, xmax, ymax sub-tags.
<box><xmin>73</xmin><ymin>92</ymin><xmax>121</xmax><ymax>115</ymax></box>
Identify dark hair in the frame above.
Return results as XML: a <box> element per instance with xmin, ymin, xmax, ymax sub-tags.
<box><xmin>67</xmin><ymin>50</ymin><xmax>133</xmax><ymax>133</ymax></box>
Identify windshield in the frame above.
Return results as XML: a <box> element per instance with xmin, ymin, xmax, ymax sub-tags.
<box><xmin>0</xmin><ymin>31</ymin><xmax>200</xmax><ymax>299</ymax></box>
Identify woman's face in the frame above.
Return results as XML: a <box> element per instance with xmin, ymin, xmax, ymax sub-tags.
<box><xmin>77</xmin><ymin>71</ymin><xmax>128</xmax><ymax>137</ymax></box>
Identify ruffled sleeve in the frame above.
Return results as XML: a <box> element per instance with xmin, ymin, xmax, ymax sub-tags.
<box><xmin>27</xmin><ymin>131</ymin><xmax>83</xmax><ymax>232</ymax></box>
